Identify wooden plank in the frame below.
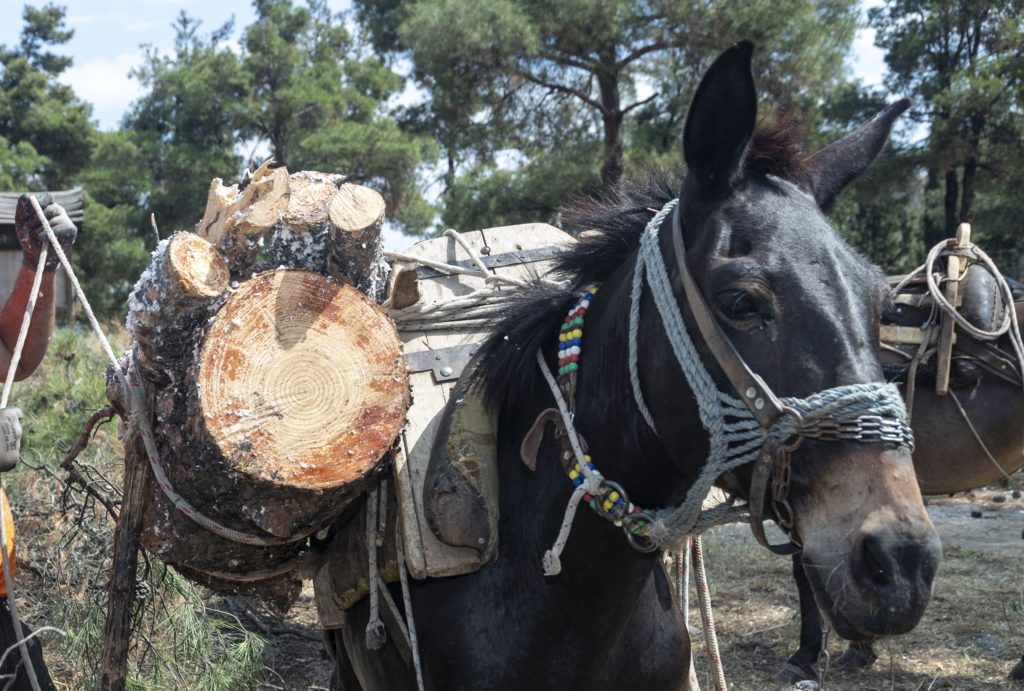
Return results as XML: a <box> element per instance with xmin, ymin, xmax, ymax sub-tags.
<box><xmin>935</xmin><ymin>223</ymin><xmax>971</xmax><ymax>395</ymax></box>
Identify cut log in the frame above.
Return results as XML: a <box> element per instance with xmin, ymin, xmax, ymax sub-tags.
<box><xmin>112</xmin><ymin>167</ymin><xmax>410</xmax><ymax>611</ymax></box>
<box><xmin>327</xmin><ymin>184</ymin><xmax>388</xmax><ymax>301</ymax></box>
<box><xmin>139</xmin><ymin>268</ymin><xmax>408</xmax><ymax>594</ymax></box>
<box><xmin>195</xmin><ymin>160</ymin><xmax>291</xmax><ymax>276</ymax></box>
<box><xmin>127</xmin><ymin>231</ymin><xmax>229</xmax><ymax>380</ymax></box>
<box><xmin>272</xmin><ymin>176</ymin><xmax>389</xmax><ymax>302</ymax></box>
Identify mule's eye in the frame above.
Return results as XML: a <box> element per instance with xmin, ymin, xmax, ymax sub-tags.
<box><xmin>719</xmin><ymin>290</ymin><xmax>763</xmax><ymax>321</ymax></box>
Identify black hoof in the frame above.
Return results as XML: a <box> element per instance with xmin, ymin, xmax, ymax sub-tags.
<box><xmin>1010</xmin><ymin>657</ymin><xmax>1024</xmax><ymax>681</ymax></box>
<box><xmin>775</xmin><ymin>661</ymin><xmax>815</xmax><ymax>684</ymax></box>
<box><xmin>837</xmin><ymin>641</ymin><xmax>878</xmax><ymax>669</ymax></box>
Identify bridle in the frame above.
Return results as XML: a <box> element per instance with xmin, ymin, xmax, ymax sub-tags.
<box><xmin>664</xmin><ymin>201</ymin><xmax>805</xmax><ymax>553</ymax></box>
<box><xmin>533</xmin><ymin>198</ymin><xmax>915</xmax><ymax>571</ymax></box>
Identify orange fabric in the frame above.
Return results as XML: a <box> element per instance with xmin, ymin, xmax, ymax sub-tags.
<box><xmin>0</xmin><ymin>488</ymin><xmax>14</xmax><ymax>597</ymax></box>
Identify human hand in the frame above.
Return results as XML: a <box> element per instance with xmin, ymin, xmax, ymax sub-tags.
<box><xmin>0</xmin><ymin>407</ymin><xmax>22</xmax><ymax>473</ymax></box>
<box><xmin>15</xmin><ymin>193</ymin><xmax>78</xmax><ymax>271</ymax></box>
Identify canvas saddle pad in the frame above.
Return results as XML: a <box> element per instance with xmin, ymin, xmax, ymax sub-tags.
<box><xmin>387</xmin><ymin>224</ymin><xmax>575</xmax><ymax>579</ymax></box>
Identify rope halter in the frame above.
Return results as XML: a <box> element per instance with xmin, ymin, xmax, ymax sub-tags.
<box><xmin>537</xmin><ymin>198</ymin><xmax>914</xmax><ymax>573</ymax></box>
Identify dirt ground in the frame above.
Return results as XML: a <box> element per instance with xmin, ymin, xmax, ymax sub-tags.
<box><xmin>262</xmin><ymin>488</ymin><xmax>1024</xmax><ymax>691</ymax></box>
<box><xmin>692</xmin><ymin>489</ymin><xmax>1024</xmax><ymax>691</ymax></box>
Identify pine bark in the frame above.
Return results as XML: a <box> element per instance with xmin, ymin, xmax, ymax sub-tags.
<box><xmin>115</xmin><ymin>168</ymin><xmax>407</xmax><ymax>605</ymax></box>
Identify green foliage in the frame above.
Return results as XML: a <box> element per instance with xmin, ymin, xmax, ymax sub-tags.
<box><xmin>871</xmin><ymin>0</ymin><xmax>1024</xmax><ymax>248</ymax></box>
<box><xmin>832</xmin><ymin>154</ymin><xmax>927</xmax><ymax>275</ymax></box>
<box><xmin>0</xmin><ymin>3</ymin><xmax>94</xmax><ymax>187</ymax></box>
<box><xmin>76</xmin><ymin>197</ymin><xmax>151</xmax><ymax>320</ymax></box>
<box><xmin>238</xmin><ymin>0</ymin><xmax>437</xmax><ymax>230</ymax></box>
<box><xmin>361</xmin><ymin>0</ymin><xmax>861</xmax><ymax>231</ymax></box>
<box><xmin>0</xmin><ymin>135</ymin><xmax>46</xmax><ymax>190</ymax></box>
<box><xmin>126</xmin><ymin>14</ymin><xmax>246</xmax><ymax>235</ymax></box>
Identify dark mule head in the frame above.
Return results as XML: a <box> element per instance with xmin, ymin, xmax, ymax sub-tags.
<box><xmin>666</xmin><ymin>42</ymin><xmax>939</xmax><ymax>640</ymax></box>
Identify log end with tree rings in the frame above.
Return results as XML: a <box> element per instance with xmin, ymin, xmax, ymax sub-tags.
<box><xmin>128</xmin><ymin>232</ymin><xmax>230</xmax><ymax>378</ymax></box>
<box><xmin>328</xmin><ymin>184</ymin><xmax>385</xmax><ymax>240</ymax></box>
<box><xmin>284</xmin><ymin>171</ymin><xmax>345</xmax><ymax>230</ymax></box>
<box><xmin>198</xmin><ymin>268</ymin><xmax>408</xmax><ymax>496</ymax></box>
<box><xmin>167</xmin><ymin>231</ymin><xmax>231</xmax><ymax>298</ymax></box>
<box><xmin>139</xmin><ymin>269</ymin><xmax>408</xmax><ymax>600</ymax></box>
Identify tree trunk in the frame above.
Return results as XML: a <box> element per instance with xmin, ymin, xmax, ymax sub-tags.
<box><xmin>959</xmin><ymin>118</ymin><xmax>983</xmax><ymax>224</ymax></box>
<box><xmin>597</xmin><ymin>51</ymin><xmax>624</xmax><ymax>187</ymax></box>
<box><xmin>944</xmin><ymin>166</ymin><xmax>959</xmax><ymax>236</ymax></box>
<box><xmin>100</xmin><ymin>355</ymin><xmax>151</xmax><ymax>691</ymax></box>
<box><xmin>922</xmin><ymin>165</ymin><xmax>945</xmax><ymax>249</ymax></box>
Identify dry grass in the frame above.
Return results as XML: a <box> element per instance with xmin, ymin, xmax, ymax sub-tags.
<box><xmin>690</xmin><ymin>490</ymin><xmax>1024</xmax><ymax>690</ymax></box>
<box><xmin>3</xmin><ymin>325</ymin><xmax>331</xmax><ymax>690</ymax></box>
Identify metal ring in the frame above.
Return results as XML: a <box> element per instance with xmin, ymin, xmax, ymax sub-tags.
<box><xmin>778</xmin><ymin>405</ymin><xmax>806</xmax><ymax>452</ymax></box>
<box><xmin>620</xmin><ymin>512</ymin><xmax>659</xmax><ymax>553</ymax></box>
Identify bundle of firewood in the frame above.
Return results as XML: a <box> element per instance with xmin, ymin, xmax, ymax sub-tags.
<box><xmin>119</xmin><ymin>163</ymin><xmax>409</xmax><ymax>605</ymax></box>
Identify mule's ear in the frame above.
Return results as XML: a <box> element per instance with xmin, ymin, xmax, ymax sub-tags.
<box><xmin>803</xmin><ymin>98</ymin><xmax>911</xmax><ymax>213</ymax></box>
<box><xmin>683</xmin><ymin>41</ymin><xmax>757</xmax><ymax>195</ymax></box>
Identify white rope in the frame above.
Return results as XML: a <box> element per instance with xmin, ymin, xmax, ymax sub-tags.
<box><xmin>0</xmin><ymin>626</ymin><xmax>65</xmax><ymax>682</ymax></box>
<box><xmin>0</xmin><ymin>491</ymin><xmax>41</xmax><ymax>691</ymax></box>
<box><xmin>534</xmin><ymin>351</ymin><xmax>605</xmax><ymax>575</ymax></box>
<box><xmin>921</xmin><ymin>239</ymin><xmax>1024</xmax><ymax>388</ymax></box>
<box><xmin>0</xmin><ymin>203</ymin><xmax>55</xmax><ymax>691</ymax></box>
<box><xmin>674</xmin><ymin>543</ymin><xmax>701</xmax><ymax>691</ymax></box>
<box><xmin>0</xmin><ymin>249</ymin><xmax>47</xmax><ymax>409</ymax></box>
<box><xmin>625</xmin><ymin>199</ymin><xmax>911</xmax><ymax>549</ymax></box>
<box><xmin>27</xmin><ymin>196</ymin><xmax>127</xmax><ymax>393</ymax></box>
<box><xmin>691</xmin><ymin>536</ymin><xmax>726</xmax><ymax>691</ymax></box>
<box><xmin>629</xmin><ymin>221</ymin><xmax>659</xmax><ymax>432</ymax></box>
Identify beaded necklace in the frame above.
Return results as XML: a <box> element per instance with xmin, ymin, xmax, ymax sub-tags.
<box><xmin>554</xmin><ymin>286</ymin><xmax>655</xmax><ymax>546</ymax></box>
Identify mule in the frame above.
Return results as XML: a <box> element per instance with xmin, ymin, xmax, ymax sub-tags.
<box><xmin>324</xmin><ymin>41</ymin><xmax>941</xmax><ymax>690</ymax></box>
<box><xmin>781</xmin><ymin>299</ymin><xmax>1024</xmax><ymax>682</ymax></box>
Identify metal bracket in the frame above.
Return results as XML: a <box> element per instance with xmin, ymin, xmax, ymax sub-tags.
<box><xmin>404</xmin><ymin>342</ymin><xmax>482</xmax><ymax>382</ymax></box>
<box><xmin>415</xmin><ymin>245</ymin><xmax>564</xmax><ymax>279</ymax></box>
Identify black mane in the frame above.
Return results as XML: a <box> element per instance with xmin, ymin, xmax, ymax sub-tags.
<box><xmin>476</xmin><ymin>122</ymin><xmax>808</xmax><ymax>411</ymax></box>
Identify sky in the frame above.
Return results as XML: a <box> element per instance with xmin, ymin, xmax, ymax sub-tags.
<box><xmin>2</xmin><ymin>0</ymin><xmax>889</xmax><ymax>248</ymax></box>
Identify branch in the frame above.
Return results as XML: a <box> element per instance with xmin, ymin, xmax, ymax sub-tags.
<box><xmin>518</xmin><ymin>71</ymin><xmax>605</xmax><ymax>113</ymax></box>
<box><xmin>622</xmin><ymin>92</ymin><xmax>659</xmax><ymax>115</ymax></box>
<box><xmin>617</xmin><ymin>40</ymin><xmax>671</xmax><ymax>69</ymax></box>
<box><xmin>60</xmin><ymin>405</ymin><xmax>121</xmax><ymax>520</ymax></box>
<box><xmin>536</xmin><ymin>48</ymin><xmax>598</xmax><ymax>72</ymax></box>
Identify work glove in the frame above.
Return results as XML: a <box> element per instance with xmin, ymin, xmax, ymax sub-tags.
<box><xmin>15</xmin><ymin>192</ymin><xmax>78</xmax><ymax>271</ymax></box>
<box><xmin>0</xmin><ymin>407</ymin><xmax>22</xmax><ymax>473</ymax></box>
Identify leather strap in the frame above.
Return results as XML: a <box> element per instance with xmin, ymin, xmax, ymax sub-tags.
<box><xmin>667</xmin><ymin>207</ymin><xmax>799</xmax><ymax>554</ymax></box>
<box><xmin>668</xmin><ymin>207</ymin><xmax>787</xmax><ymax>428</ymax></box>
<box><xmin>520</xmin><ymin>408</ymin><xmax>561</xmax><ymax>471</ymax></box>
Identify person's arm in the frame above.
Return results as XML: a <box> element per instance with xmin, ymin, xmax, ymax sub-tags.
<box><xmin>0</xmin><ymin>194</ymin><xmax>77</xmax><ymax>382</ymax></box>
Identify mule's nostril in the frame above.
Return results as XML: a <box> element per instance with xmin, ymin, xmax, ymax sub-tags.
<box><xmin>859</xmin><ymin>534</ymin><xmax>893</xmax><ymax>588</ymax></box>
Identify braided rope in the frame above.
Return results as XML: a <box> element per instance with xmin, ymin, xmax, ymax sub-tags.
<box><xmin>691</xmin><ymin>536</ymin><xmax>726</xmax><ymax>691</ymax></box>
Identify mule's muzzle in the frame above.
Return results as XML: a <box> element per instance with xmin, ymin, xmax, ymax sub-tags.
<box><xmin>804</xmin><ymin>517</ymin><xmax>941</xmax><ymax>640</ymax></box>
<box><xmin>795</xmin><ymin>445</ymin><xmax>941</xmax><ymax>641</ymax></box>
<box><xmin>843</xmin><ymin>528</ymin><xmax>941</xmax><ymax>637</ymax></box>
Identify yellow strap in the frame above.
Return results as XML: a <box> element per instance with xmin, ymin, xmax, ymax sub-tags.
<box><xmin>0</xmin><ymin>489</ymin><xmax>15</xmax><ymax>597</ymax></box>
